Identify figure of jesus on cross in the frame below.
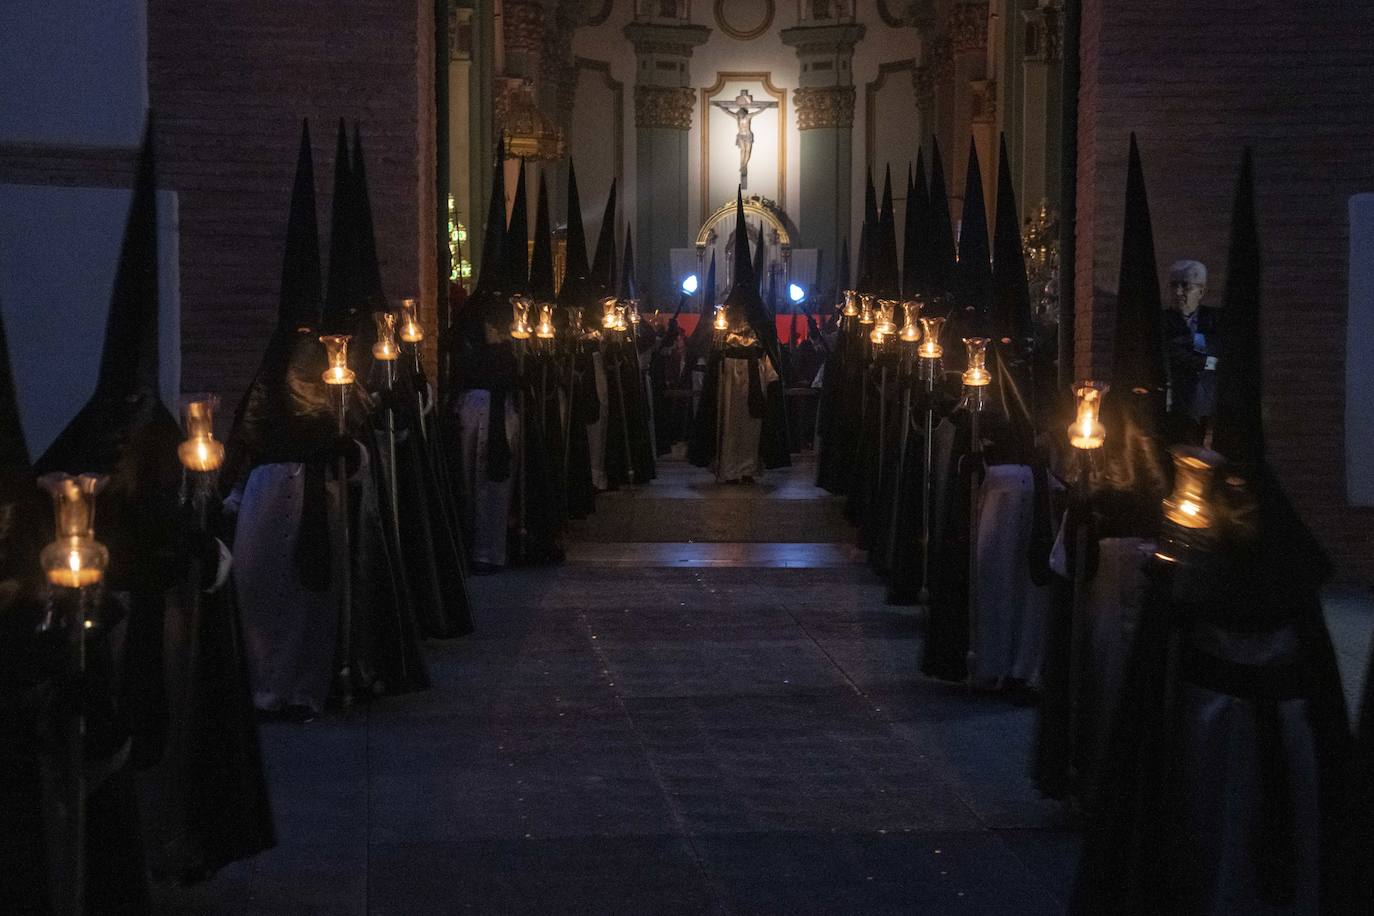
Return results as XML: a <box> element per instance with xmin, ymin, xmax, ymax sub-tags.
<box><xmin>711</xmin><ymin>90</ymin><xmax>777</xmax><ymax>189</ymax></box>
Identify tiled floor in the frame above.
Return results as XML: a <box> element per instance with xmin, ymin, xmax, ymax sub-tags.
<box><xmin>152</xmin><ymin>456</ymin><xmax>1374</xmax><ymax>913</ymax></box>
<box><xmin>154</xmin><ymin>460</ymin><xmax>1083</xmax><ymax>915</ymax></box>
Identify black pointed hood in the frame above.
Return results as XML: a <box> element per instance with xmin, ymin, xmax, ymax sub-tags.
<box><xmin>557</xmin><ymin>159</ymin><xmax>591</xmax><ymax>307</ymax></box>
<box><xmin>0</xmin><ymin>291</ymin><xmax>42</xmax><ymax>590</ymax></box>
<box><xmin>836</xmin><ymin>237</ymin><xmax>850</xmax><ymax>297</ymax></box>
<box><xmin>1112</xmin><ymin>134</ymin><xmax>1167</xmax><ymax>401</ymax></box>
<box><xmin>990</xmin><ymin>135</ymin><xmax>1032</xmax><ymax>344</ymax></box>
<box><xmin>35</xmin><ymin>118</ymin><xmax>184</xmax><ymax>591</ymax></box>
<box><xmin>322</xmin><ymin>119</ymin><xmax>356</xmax><ymax>333</ymax></box>
<box><xmin>901</xmin><ymin>154</ymin><xmax>930</xmax><ymax>298</ymax></box>
<box><xmin>1212</xmin><ymin>148</ymin><xmax>1330</xmax><ymax>583</ymax></box>
<box><xmin>96</xmin><ymin>119</ymin><xmax>162</xmax><ymax>403</ymax></box>
<box><xmin>1212</xmin><ymin>149</ymin><xmax>1263</xmax><ymax>467</ymax></box>
<box><xmin>224</xmin><ymin>121</ymin><xmax>338</xmax><ymax>480</ymax></box>
<box><xmin>703</xmin><ymin>249</ymin><xmax>717</xmax><ymax>313</ymax></box>
<box><xmin>38</xmin><ymin>118</ymin><xmax>169</xmax><ymax>438</ymax></box>
<box><xmin>589</xmin><ymin>178</ymin><xmax>618</xmax><ymax>297</ymax></box>
<box><xmin>686</xmin><ymin>250</ymin><xmax>717</xmax><ymax>357</ymax></box>
<box><xmin>280</xmin><ymin>120</ymin><xmax>324</xmax><ymax>330</ymax></box>
<box><xmin>724</xmin><ymin>189</ymin><xmax>779</xmax><ymax>368</ymax></box>
<box><xmin>619</xmin><ymin>226</ymin><xmax>638</xmax><ymax>300</ymax></box>
<box><xmin>503</xmin><ymin>163</ymin><xmax>529</xmax><ymax>295</ymax></box>
<box><xmin>351</xmin><ymin>123</ymin><xmax>387</xmax><ymax>314</ymax></box>
<box><xmin>954</xmin><ymin>140</ymin><xmax>992</xmax><ymax>319</ymax></box>
<box><xmin>753</xmin><ymin>220</ymin><xmax>768</xmax><ymax>294</ymax></box>
<box><xmin>0</xmin><ymin>297</ymin><xmax>28</xmax><ymax>472</ymax></box>
<box><xmin>877</xmin><ymin>165</ymin><xmax>901</xmax><ymax>297</ymax></box>
<box><xmin>1097</xmin><ymin>133</ymin><xmax>1169</xmax><ymax>535</ymax></box>
<box><xmin>988</xmin><ymin>134</ymin><xmax>1037</xmax><ymax>456</ymax></box>
<box><xmin>473</xmin><ymin>140</ymin><xmax>508</xmax><ymax>299</ymax></box>
<box><xmin>728</xmin><ymin>188</ymin><xmax>756</xmax><ymax>294</ymax></box>
<box><xmin>927</xmin><ymin>139</ymin><xmax>957</xmax><ymax>299</ymax></box>
<box><xmin>445</xmin><ymin>141</ymin><xmax>522</xmax><ymax>393</ymax></box>
<box><xmin>529</xmin><ymin>172</ymin><xmax>556</xmax><ymax>301</ymax></box>
<box><xmin>856</xmin><ymin>167</ymin><xmax>878</xmax><ymax>292</ymax></box>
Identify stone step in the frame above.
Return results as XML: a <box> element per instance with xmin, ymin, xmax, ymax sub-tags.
<box><xmin>567</xmin><ymin>456</ymin><xmax>853</xmax><ymax>544</ymax></box>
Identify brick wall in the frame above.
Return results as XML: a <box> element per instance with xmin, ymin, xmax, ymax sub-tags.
<box><xmin>146</xmin><ymin>0</ymin><xmax>437</xmax><ymax>413</ymax></box>
<box><xmin>1075</xmin><ymin>1</ymin><xmax>1374</xmax><ymax>580</ymax></box>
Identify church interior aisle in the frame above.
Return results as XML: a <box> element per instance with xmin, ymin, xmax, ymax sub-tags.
<box><xmin>156</xmin><ymin>557</ymin><xmax>1077</xmax><ymax>914</ymax></box>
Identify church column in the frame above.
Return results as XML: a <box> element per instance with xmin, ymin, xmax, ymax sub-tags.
<box><xmin>624</xmin><ymin>21</ymin><xmax>710</xmax><ymax>307</ymax></box>
<box><xmin>1020</xmin><ymin>1</ymin><xmax>1064</xmax><ymax>214</ymax></box>
<box><xmin>781</xmin><ymin>23</ymin><xmax>864</xmax><ymax>300</ymax></box>
<box><xmin>948</xmin><ymin>2</ymin><xmax>992</xmax><ymax>223</ymax></box>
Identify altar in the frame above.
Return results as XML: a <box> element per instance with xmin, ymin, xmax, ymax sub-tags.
<box><xmin>669</xmin><ymin>195</ymin><xmax>818</xmax><ymax>336</ymax></box>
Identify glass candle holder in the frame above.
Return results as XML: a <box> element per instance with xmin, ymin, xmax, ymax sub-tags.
<box><xmin>961</xmin><ymin>338</ymin><xmax>992</xmax><ymax>387</ymax></box>
<box><xmin>568</xmin><ymin>306</ymin><xmax>585</xmax><ymax>336</ymax></box>
<box><xmin>917</xmin><ymin>316</ymin><xmax>945</xmax><ymax>360</ymax></box>
<box><xmin>869</xmin><ymin>325</ymin><xmax>886</xmax><ymax>345</ymax></box>
<box><xmin>398</xmin><ymin>297</ymin><xmax>424</xmax><ymax>343</ymax></box>
<box><xmin>898</xmin><ymin>301</ymin><xmax>921</xmax><ymax>343</ymax></box>
<box><xmin>841</xmin><ymin>289</ymin><xmax>859</xmax><ymax>317</ymax></box>
<box><xmin>320</xmin><ymin>335</ymin><xmax>356</xmax><ymax>386</ymax></box>
<box><xmin>1068</xmin><ymin>380</ymin><xmax>1108</xmax><ymax>450</ymax></box>
<box><xmin>600</xmin><ymin>297</ymin><xmax>618</xmax><ymax>330</ymax></box>
<box><xmin>627</xmin><ymin>299</ymin><xmax>641</xmax><ymax>326</ymax></box>
<box><xmin>510</xmin><ymin>296</ymin><xmax>532</xmax><ymax>340</ymax></box>
<box><xmin>178</xmin><ymin>396</ymin><xmax>225</xmax><ymax>472</ymax></box>
<box><xmin>372</xmin><ymin>311</ymin><xmax>400</xmax><ymax>360</ymax></box>
<box><xmin>858</xmin><ymin>294</ymin><xmax>876</xmax><ymax>325</ymax></box>
<box><xmin>1163</xmin><ymin>446</ymin><xmax>1221</xmax><ymax>529</ymax></box>
<box><xmin>535</xmin><ymin>303</ymin><xmax>556</xmax><ymax>340</ymax></box>
<box><xmin>876</xmin><ymin>300</ymin><xmax>898</xmax><ymax>337</ymax></box>
<box><xmin>614</xmin><ymin>303</ymin><xmax>629</xmax><ymax>332</ymax></box>
<box><xmin>38</xmin><ymin>473</ymin><xmax>109</xmax><ymax>588</ymax></box>
<box><xmin>713</xmin><ymin>305</ymin><xmax>729</xmax><ymax>331</ymax></box>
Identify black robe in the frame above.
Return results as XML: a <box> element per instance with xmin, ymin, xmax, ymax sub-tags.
<box><xmin>687</xmin><ymin>340</ymin><xmax>789</xmax><ymax>474</ymax></box>
<box><xmin>1072</xmin><ymin>471</ymin><xmax>1363</xmax><ymax>914</ymax></box>
<box><xmin>563</xmin><ymin>336</ymin><xmax>600</xmax><ymax>519</ymax></box>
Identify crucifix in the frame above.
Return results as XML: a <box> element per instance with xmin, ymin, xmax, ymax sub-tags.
<box><xmin>711</xmin><ymin>90</ymin><xmax>777</xmax><ymax>189</ymax></box>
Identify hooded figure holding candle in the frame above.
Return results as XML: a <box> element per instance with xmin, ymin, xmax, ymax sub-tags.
<box><xmin>924</xmin><ymin>136</ymin><xmax>1052</xmax><ymax>688</ymax></box>
<box><xmin>1071</xmin><ymin>149</ymin><xmax>1362</xmax><ymax>915</ymax></box>
<box><xmin>445</xmin><ymin>148</ymin><xmax>563</xmax><ymax>568</ymax></box>
<box><xmin>349</xmin><ymin>125</ymin><xmax>474</xmax><ymax>640</ymax></box>
<box><xmin>225</xmin><ymin>120</ymin><xmax>428</xmax><ymax>714</ymax></box>
<box><xmin>32</xmin><ymin>120</ymin><xmax>274</xmax><ymax>884</ymax></box>
<box><xmin>688</xmin><ymin>188</ymin><xmax>790</xmax><ymax>482</ymax></box>
<box><xmin>555</xmin><ymin>159</ymin><xmax>605</xmax><ymax>515</ymax></box>
<box><xmin>1032</xmin><ymin>134</ymin><xmax>1170</xmax><ymax>803</ymax></box>
<box><xmin>0</xmin><ymin>288</ymin><xmax>154</xmax><ymax>911</ymax></box>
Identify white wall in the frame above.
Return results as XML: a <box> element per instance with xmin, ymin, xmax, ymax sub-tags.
<box><xmin>0</xmin><ymin>0</ymin><xmax>148</xmax><ymax>147</ymax></box>
<box><xmin>570</xmin><ymin>3</ymin><xmax>925</xmax><ymax>268</ymax></box>
<box><xmin>0</xmin><ymin>186</ymin><xmax>181</xmax><ymax>458</ymax></box>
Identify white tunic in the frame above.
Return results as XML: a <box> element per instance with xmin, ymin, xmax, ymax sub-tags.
<box><xmin>716</xmin><ymin>353</ymin><xmax>777</xmax><ymax>482</ymax></box>
<box><xmin>968</xmin><ymin>464</ymin><xmax>1050</xmax><ymax>686</ymax></box>
<box><xmin>455</xmin><ymin>389</ymin><xmax>519</xmax><ymax>567</ymax></box>
<box><xmin>231</xmin><ymin>462</ymin><xmax>340</xmax><ymax>712</ymax></box>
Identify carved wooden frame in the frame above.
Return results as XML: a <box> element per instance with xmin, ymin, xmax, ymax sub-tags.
<box><xmin>865</xmin><ymin>59</ymin><xmax>918</xmax><ymax>172</ymax></box>
<box><xmin>700</xmin><ymin>71</ymin><xmax>787</xmax><ymax>218</ymax></box>
<box><xmin>713</xmin><ymin>0</ymin><xmax>776</xmax><ymax>40</ymax></box>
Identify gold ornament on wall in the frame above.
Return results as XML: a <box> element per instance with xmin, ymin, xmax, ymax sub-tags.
<box><xmin>794</xmin><ymin>86</ymin><xmax>855</xmax><ymax>130</ymax></box>
<box><xmin>714</xmin><ymin>0</ymin><xmax>775</xmax><ymax>41</ymax></box>
<box><xmin>635</xmin><ymin>85</ymin><xmax>696</xmax><ymax>130</ymax></box>
<box><xmin>498</xmin><ymin>79</ymin><xmax>566</xmax><ymax>161</ymax></box>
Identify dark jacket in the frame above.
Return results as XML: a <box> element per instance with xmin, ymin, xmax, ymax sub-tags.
<box><xmin>1163</xmin><ymin>305</ymin><xmax>1220</xmax><ymax>423</ymax></box>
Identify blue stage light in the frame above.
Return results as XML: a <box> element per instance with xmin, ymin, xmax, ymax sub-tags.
<box><xmin>681</xmin><ymin>274</ymin><xmax>699</xmax><ymax>294</ymax></box>
<box><xmin>788</xmin><ymin>283</ymin><xmax>806</xmax><ymax>303</ymax></box>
